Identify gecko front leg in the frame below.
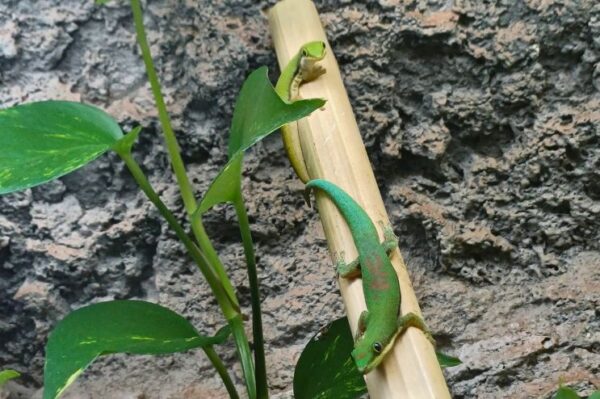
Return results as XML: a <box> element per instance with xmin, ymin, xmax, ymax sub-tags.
<box><xmin>396</xmin><ymin>312</ymin><xmax>436</xmax><ymax>346</ymax></box>
<box><xmin>335</xmin><ymin>251</ymin><xmax>361</xmax><ymax>278</ymax></box>
<box><xmin>379</xmin><ymin>221</ymin><xmax>399</xmax><ymax>255</ymax></box>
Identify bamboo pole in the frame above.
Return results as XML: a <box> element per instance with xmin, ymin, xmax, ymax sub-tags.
<box><xmin>268</xmin><ymin>1</ymin><xmax>451</xmax><ymax>398</ymax></box>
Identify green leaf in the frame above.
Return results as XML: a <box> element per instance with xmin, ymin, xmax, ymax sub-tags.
<box><xmin>589</xmin><ymin>391</ymin><xmax>600</xmax><ymax>399</ymax></box>
<box><xmin>294</xmin><ymin>317</ymin><xmax>367</xmax><ymax>399</ymax></box>
<box><xmin>44</xmin><ymin>300</ymin><xmax>230</xmax><ymax>399</ymax></box>
<box><xmin>196</xmin><ymin>153</ymin><xmax>243</xmax><ymax>215</ymax></box>
<box><xmin>293</xmin><ymin>317</ymin><xmax>461</xmax><ymax>399</ymax></box>
<box><xmin>0</xmin><ymin>369</ymin><xmax>20</xmax><ymax>387</ymax></box>
<box><xmin>195</xmin><ymin>66</ymin><xmax>324</xmax><ymax>217</ymax></box>
<box><xmin>227</xmin><ymin>66</ymin><xmax>325</xmax><ymax>158</ymax></box>
<box><xmin>436</xmin><ymin>351</ymin><xmax>462</xmax><ymax>368</ymax></box>
<box><xmin>555</xmin><ymin>385</ymin><xmax>582</xmax><ymax>399</ymax></box>
<box><xmin>0</xmin><ymin>101</ymin><xmax>123</xmax><ymax>195</ymax></box>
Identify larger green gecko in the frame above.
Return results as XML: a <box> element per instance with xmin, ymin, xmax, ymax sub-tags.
<box><xmin>275</xmin><ymin>41</ymin><xmax>327</xmax><ymax>183</ymax></box>
<box><xmin>305</xmin><ymin>179</ymin><xmax>434</xmax><ymax>374</ymax></box>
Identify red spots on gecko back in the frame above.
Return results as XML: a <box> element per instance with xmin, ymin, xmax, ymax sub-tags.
<box><xmin>363</xmin><ymin>253</ymin><xmax>391</xmax><ymax>291</ymax></box>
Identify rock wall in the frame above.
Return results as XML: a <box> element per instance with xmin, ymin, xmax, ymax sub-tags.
<box><xmin>0</xmin><ymin>0</ymin><xmax>598</xmax><ymax>398</ymax></box>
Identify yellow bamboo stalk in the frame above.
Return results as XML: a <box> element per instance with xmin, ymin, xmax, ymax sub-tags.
<box><xmin>268</xmin><ymin>1</ymin><xmax>451</xmax><ymax>398</ymax></box>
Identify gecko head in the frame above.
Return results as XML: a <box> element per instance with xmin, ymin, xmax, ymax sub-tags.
<box><xmin>301</xmin><ymin>41</ymin><xmax>327</xmax><ymax>61</ymax></box>
<box><xmin>351</xmin><ymin>332</ymin><xmax>396</xmax><ymax>374</ymax></box>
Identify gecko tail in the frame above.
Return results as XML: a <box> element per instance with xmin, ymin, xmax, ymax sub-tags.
<box><xmin>304</xmin><ymin>179</ymin><xmax>327</xmax><ymax>208</ymax></box>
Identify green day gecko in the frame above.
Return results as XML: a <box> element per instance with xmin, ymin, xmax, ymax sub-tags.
<box><xmin>305</xmin><ymin>179</ymin><xmax>435</xmax><ymax>373</ymax></box>
<box><xmin>275</xmin><ymin>41</ymin><xmax>326</xmax><ymax>183</ymax></box>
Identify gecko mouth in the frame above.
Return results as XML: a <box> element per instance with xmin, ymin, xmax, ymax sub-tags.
<box><xmin>353</xmin><ymin>337</ymin><xmax>398</xmax><ymax>374</ymax></box>
<box><xmin>358</xmin><ymin>363</ymin><xmax>371</xmax><ymax>374</ymax></box>
<box><xmin>352</xmin><ymin>353</ymin><xmax>379</xmax><ymax>374</ymax></box>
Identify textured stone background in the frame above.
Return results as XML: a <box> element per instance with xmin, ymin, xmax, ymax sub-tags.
<box><xmin>1</xmin><ymin>0</ymin><xmax>599</xmax><ymax>398</ymax></box>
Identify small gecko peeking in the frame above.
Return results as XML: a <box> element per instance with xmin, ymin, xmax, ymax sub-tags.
<box><xmin>305</xmin><ymin>179</ymin><xmax>435</xmax><ymax>374</ymax></box>
<box><xmin>275</xmin><ymin>41</ymin><xmax>327</xmax><ymax>183</ymax></box>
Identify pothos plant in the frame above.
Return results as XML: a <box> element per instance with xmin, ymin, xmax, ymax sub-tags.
<box><xmin>0</xmin><ymin>2</ymin><xmax>462</xmax><ymax>399</ymax></box>
<box><xmin>554</xmin><ymin>384</ymin><xmax>600</xmax><ymax>399</ymax></box>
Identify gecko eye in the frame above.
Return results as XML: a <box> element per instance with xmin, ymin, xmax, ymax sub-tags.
<box><xmin>302</xmin><ymin>49</ymin><xmax>308</xmax><ymax>56</ymax></box>
<box><xmin>373</xmin><ymin>342</ymin><xmax>382</xmax><ymax>353</ymax></box>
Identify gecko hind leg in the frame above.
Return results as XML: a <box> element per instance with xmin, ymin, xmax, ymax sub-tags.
<box><xmin>335</xmin><ymin>252</ymin><xmax>361</xmax><ymax>279</ymax></box>
<box><xmin>354</xmin><ymin>310</ymin><xmax>369</xmax><ymax>341</ymax></box>
<box><xmin>378</xmin><ymin>222</ymin><xmax>399</xmax><ymax>255</ymax></box>
<box><xmin>396</xmin><ymin>312</ymin><xmax>436</xmax><ymax>346</ymax></box>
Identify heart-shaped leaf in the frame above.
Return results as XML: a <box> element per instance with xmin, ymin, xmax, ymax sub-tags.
<box><xmin>0</xmin><ymin>370</ymin><xmax>20</xmax><ymax>387</ymax></box>
<box><xmin>294</xmin><ymin>317</ymin><xmax>367</xmax><ymax>399</ymax></box>
<box><xmin>44</xmin><ymin>300</ymin><xmax>230</xmax><ymax>399</ymax></box>
<box><xmin>0</xmin><ymin>101</ymin><xmax>123</xmax><ymax>195</ymax></box>
<box><xmin>227</xmin><ymin>66</ymin><xmax>324</xmax><ymax>158</ymax></box>
<box><xmin>555</xmin><ymin>385</ymin><xmax>582</xmax><ymax>399</ymax></box>
<box><xmin>295</xmin><ymin>316</ymin><xmax>462</xmax><ymax>399</ymax></box>
<box><xmin>196</xmin><ymin>66</ymin><xmax>324</xmax><ymax>216</ymax></box>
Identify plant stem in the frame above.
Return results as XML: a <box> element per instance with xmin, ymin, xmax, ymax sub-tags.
<box><xmin>118</xmin><ymin>151</ymin><xmax>236</xmax><ymax>319</ymax></box>
<box><xmin>233</xmin><ymin>194</ymin><xmax>268</xmax><ymax>399</ymax></box>
<box><xmin>130</xmin><ymin>0</ymin><xmax>239</xmax><ymax>315</ymax></box>
<box><xmin>192</xmin><ymin>219</ymin><xmax>258</xmax><ymax>399</ymax></box>
<box><xmin>116</xmin><ymin>150</ymin><xmax>240</xmax><ymax>397</ymax></box>
<box><xmin>191</xmin><ymin>221</ymin><xmax>239</xmax><ymax>308</ymax></box>
<box><xmin>129</xmin><ymin>3</ymin><xmax>257</xmax><ymax>398</ymax></box>
<box><xmin>230</xmin><ymin>314</ymin><xmax>257</xmax><ymax>399</ymax></box>
<box><xmin>130</xmin><ymin>0</ymin><xmax>195</xmax><ymax>208</ymax></box>
<box><xmin>204</xmin><ymin>346</ymin><xmax>240</xmax><ymax>399</ymax></box>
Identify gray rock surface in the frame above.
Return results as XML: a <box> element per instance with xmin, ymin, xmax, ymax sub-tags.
<box><xmin>1</xmin><ymin>0</ymin><xmax>599</xmax><ymax>398</ymax></box>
